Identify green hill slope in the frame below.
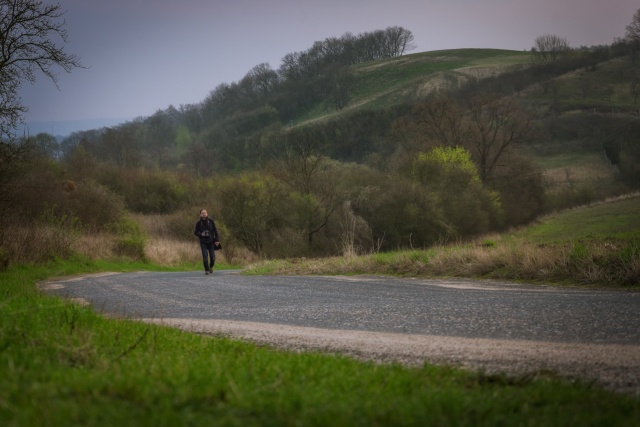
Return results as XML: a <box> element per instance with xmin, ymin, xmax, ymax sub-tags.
<box><xmin>289</xmin><ymin>47</ymin><xmax>637</xmax><ymax>202</ymax></box>
<box><xmin>512</xmin><ymin>193</ymin><xmax>640</xmax><ymax>244</ymax></box>
<box><xmin>295</xmin><ymin>49</ymin><xmax>533</xmax><ymax>126</ymax></box>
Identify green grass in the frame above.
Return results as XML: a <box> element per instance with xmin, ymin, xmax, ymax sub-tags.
<box><xmin>512</xmin><ymin>195</ymin><xmax>640</xmax><ymax>243</ymax></box>
<box><xmin>2</xmin><ymin>259</ymin><xmax>639</xmax><ymax>426</ymax></box>
<box><xmin>351</xmin><ymin>49</ymin><xmax>530</xmax><ymax>105</ymax></box>
<box><xmin>526</xmin><ymin>56</ymin><xmax>637</xmax><ymax>109</ymax></box>
<box><xmin>294</xmin><ymin>49</ymin><xmax>533</xmax><ymax>126</ymax></box>
<box><xmin>532</xmin><ymin>151</ymin><xmax>604</xmax><ymax>170</ymax></box>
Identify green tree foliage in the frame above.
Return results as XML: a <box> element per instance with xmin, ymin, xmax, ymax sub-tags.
<box><xmin>352</xmin><ymin>177</ymin><xmax>444</xmax><ymax>250</ymax></box>
<box><xmin>484</xmin><ymin>153</ymin><xmax>544</xmax><ymax>227</ymax></box>
<box><xmin>413</xmin><ymin>147</ymin><xmax>480</xmax><ymax>184</ymax></box>
<box><xmin>279</xmin><ymin>156</ymin><xmax>345</xmax><ymax>248</ymax></box>
<box><xmin>413</xmin><ymin>147</ymin><xmax>501</xmax><ymax>237</ymax></box>
<box><xmin>30</xmin><ymin>132</ymin><xmax>60</xmax><ymax>158</ymax></box>
<box><xmin>217</xmin><ymin>173</ymin><xmax>286</xmax><ymax>254</ymax></box>
<box><xmin>93</xmin><ymin>166</ymin><xmax>188</xmax><ymax>214</ymax></box>
<box><xmin>317</xmin><ymin>64</ymin><xmax>356</xmax><ymax>110</ymax></box>
<box><xmin>174</xmin><ymin>126</ymin><xmax>192</xmax><ymax>158</ymax></box>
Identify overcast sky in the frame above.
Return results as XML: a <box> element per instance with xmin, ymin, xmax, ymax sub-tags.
<box><xmin>18</xmin><ymin>0</ymin><xmax>636</xmax><ymax>135</ymax></box>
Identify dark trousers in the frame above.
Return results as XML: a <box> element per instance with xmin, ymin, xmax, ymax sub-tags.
<box><xmin>200</xmin><ymin>242</ymin><xmax>215</xmax><ymax>270</ymax></box>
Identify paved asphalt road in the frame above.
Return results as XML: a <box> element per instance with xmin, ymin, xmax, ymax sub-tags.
<box><xmin>42</xmin><ymin>270</ymin><xmax>640</xmax><ymax>345</ymax></box>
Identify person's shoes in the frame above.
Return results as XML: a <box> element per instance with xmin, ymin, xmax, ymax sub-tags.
<box><xmin>209</xmin><ymin>267</ymin><xmax>215</xmax><ymax>273</ymax></box>
<box><xmin>205</xmin><ymin>270</ymin><xmax>210</xmax><ymax>275</ymax></box>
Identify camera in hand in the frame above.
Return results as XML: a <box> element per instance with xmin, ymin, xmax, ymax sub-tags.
<box><xmin>201</xmin><ymin>231</ymin><xmax>210</xmax><ymax>237</ymax></box>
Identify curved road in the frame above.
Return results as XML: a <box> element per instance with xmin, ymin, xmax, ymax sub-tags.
<box><xmin>41</xmin><ymin>270</ymin><xmax>640</xmax><ymax>393</ymax></box>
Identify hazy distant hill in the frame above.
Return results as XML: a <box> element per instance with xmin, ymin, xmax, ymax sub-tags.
<box><xmin>18</xmin><ymin>117</ymin><xmax>131</xmax><ymax>139</ymax></box>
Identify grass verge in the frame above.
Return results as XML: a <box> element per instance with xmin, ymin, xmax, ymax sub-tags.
<box><xmin>1</xmin><ymin>259</ymin><xmax>639</xmax><ymax>426</ymax></box>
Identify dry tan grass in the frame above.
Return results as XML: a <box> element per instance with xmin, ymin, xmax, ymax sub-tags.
<box><xmin>543</xmin><ymin>161</ymin><xmax>618</xmax><ymax>189</ymax></box>
<box><xmin>132</xmin><ymin>213</ymin><xmax>247</xmax><ymax>266</ymax></box>
<box><xmin>131</xmin><ymin>213</ymin><xmax>170</xmax><ymax>236</ymax></box>
<box><xmin>144</xmin><ymin>237</ymin><xmax>207</xmax><ymax>267</ymax></box>
<box><xmin>3</xmin><ymin>225</ymin><xmax>77</xmax><ymax>264</ymax></box>
<box><xmin>73</xmin><ymin>233</ymin><xmax>119</xmax><ymax>260</ymax></box>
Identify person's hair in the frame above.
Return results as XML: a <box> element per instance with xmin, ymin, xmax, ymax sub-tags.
<box><xmin>200</xmin><ymin>208</ymin><xmax>207</xmax><ymax>214</ymax></box>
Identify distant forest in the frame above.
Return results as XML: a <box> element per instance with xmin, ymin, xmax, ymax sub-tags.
<box><xmin>54</xmin><ymin>26</ymin><xmax>418</xmax><ymax>168</ymax></box>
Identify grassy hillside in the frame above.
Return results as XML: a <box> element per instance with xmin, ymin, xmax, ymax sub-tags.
<box><xmin>511</xmin><ymin>193</ymin><xmax>640</xmax><ymax>243</ymax></box>
<box><xmin>295</xmin><ymin>49</ymin><xmax>533</xmax><ymax>125</ymax></box>
<box><xmin>290</xmin><ymin>47</ymin><xmax>635</xmax><ymax>201</ymax></box>
<box><xmin>523</xmin><ymin>56</ymin><xmax>639</xmax><ymax>111</ymax></box>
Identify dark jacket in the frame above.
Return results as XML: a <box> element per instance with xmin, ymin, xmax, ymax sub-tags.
<box><xmin>194</xmin><ymin>217</ymin><xmax>220</xmax><ymax>245</ymax></box>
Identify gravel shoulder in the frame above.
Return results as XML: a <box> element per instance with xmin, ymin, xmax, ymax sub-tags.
<box><xmin>144</xmin><ymin>317</ymin><xmax>640</xmax><ymax>396</ymax></box>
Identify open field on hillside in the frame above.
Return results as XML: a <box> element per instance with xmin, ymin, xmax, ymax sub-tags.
<box><xmin>523</xmin><ymin>56</ymin><xmax>640</xmax><ymax>110</ymax></box>
<box><xmin>296</xmin><ymin>49</ymin><xmax>533</xmax><ymax>125</ymax></box>
<box><xmin>535</xmin><ymin>151</ymin><xmax>621</xmax><ymax>194</ymax></box>
<box><xmin>511</xmin><ymin>193</ymin><xmax>640</xmax><ymax>243</ymax></box>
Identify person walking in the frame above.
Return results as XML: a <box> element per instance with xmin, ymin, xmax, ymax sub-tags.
<box><xmin>194</xmin><ymin>209</ymin><xmax>221</xmax><ymax>275</ymax></box>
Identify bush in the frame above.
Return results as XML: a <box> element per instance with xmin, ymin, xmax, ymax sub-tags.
<box><xmin>68</xmin><ymin>179</ymin><xmax>126</xmax><ymax>231</ymax></box>
<box><xmin>162</xmin><ymin>207</ymin><xmax>225</xmax><ymax>242</ymax></box>
<box><xmin>97</xmin><ymin>167</ymin><xmax>189</xmax><ymax>214</ymax></box>
<box><xmin>9</xmin><ymin>158</ymin><xmax>67</xmax><ymax>220</ymax></box>
<box><xmin>412</xmin><ymin>147</ymin><xmax>502</xmax><ymax>236</ymax></box>
<box><xmin>489</xmin><ymin>154</ymin><xmax>545</xmax><ymax>227</ymax></box>
<box><xmin>109</xmin><ymin>216</ymin><xmax>147</xmax><ymax>260</ymax></box>
<box><xmin>352</xmin><ymin>177</ymin><xmax>445</xmax><ymax>250</ymax></box>
<box><xmin>0</xmin><ymin>209</ymin><xmax>80</xmax><ymax>265</ymax></box>
<box><xmin>545</xmin><ymin>185</ymin><xmax>596</xmax><ymax>212</ymax></box>
<box><xmin>217</xmin><ymin>174</ymin><xmax>287</xmax><ymax>254</ymax></box>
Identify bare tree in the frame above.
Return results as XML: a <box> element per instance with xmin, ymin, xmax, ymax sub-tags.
<box><xmin>246</xmin><ymin>63</ymin><xmax>279</xmax><ymax>96</ymax></box>
<box><xmin>532</xmin><ymin>34</ymin><xmax>570</xmax><ymax>63</ymax></box>
<box><xmin>626</xmin><ymin>8</ymin><xmax>640</xmax><ymax>44</ymax></box>
<box><xmin>413</xmin><ymin>96</ymin><xmax>468</xmax><ymax>148</ymax></box>
<box><xmin>0</xmin><ymin>0</ymin><xmax>82</xmax><ymax>138</ymax></box>
<box><xmin>31</xmin><ymin>132</ymin><xmax>59</xmax><ymax>158</ymax></box>
<box><xmin>217</xmin><ymin>173</ymin><xmax>286</xmax><ymax>254</ymax></box>
<box><xmin>625</xmin><ymin>8</ymin><xmax>640</xmax><ymax>61</ymax></box>
<box><xmin>465</xmin><ymin>95</ymin><xmax>537</xmax><ymax>184</ymax></box>
<box><xmin>270</xmin><ymin>128</ymin><xmax>345</xmax><ymax>248</ymax></box>
<box><xmin>384</xmin><ymin>26</ymin><xmax>417</xmax><ymax>57</ymax></box>
<box><xmin>320</xmin><ymin>63</ymin><xmax>355</xmax><ymax>110</ymax></box>
<box><xmin>0</xmin><ymin>0</ymin><xmax>81</xmax><ymax>226</ymax></box>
